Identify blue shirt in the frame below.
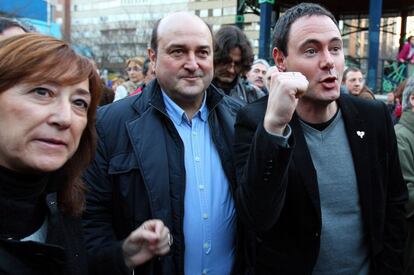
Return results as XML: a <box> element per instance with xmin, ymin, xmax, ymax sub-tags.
<box><xmin>162</xmin><ymin>91</ymin><xmax>236</xmax><ymax>275</ymax></box>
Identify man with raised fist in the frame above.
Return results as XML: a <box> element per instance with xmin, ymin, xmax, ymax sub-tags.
<box><xmin>234</xmin><ymin>3</ymin><xmax>407</xmax><ymax>274</ymax></box>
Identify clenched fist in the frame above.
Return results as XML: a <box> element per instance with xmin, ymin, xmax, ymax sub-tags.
<box><xmin>264</xmin><ymin>71</ymin><xmax>309</xmax><ymax>135</ymax></box>
<box><xmin>122</xmin><ymin>219</ymin><xmax>172</xmax><ymax>269</ymax></box>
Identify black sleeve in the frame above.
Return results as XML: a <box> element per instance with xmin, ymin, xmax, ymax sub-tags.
<box><xmin>82</xmin><ymin>120</ymin><xmax>131</xmax><ymax>275</ymax></box>
<box><xmin>234</xmin><ymin>104</ymin><xmax>294</xmax><ymax>232</ymax></box>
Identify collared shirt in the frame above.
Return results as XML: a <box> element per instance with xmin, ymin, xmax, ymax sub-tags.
<box><xmin>162</xmin><ymin>91</ymin><xmax>236</xmax><ymax>275</ymax></box>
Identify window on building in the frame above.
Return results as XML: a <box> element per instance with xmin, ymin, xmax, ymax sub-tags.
<box><xmin>199</xmin><ymin>9</ymin><xmax>208</xmax><ymax>17</ymax></box>
<box><xmin>223</xmin><ymin>7</ymin><xmax>235</xmax><ymax>16</ymax></box>
<box><xmin>213</xmin><ymin>8</ymin><xmax>221</xmax><ymax>17</ymax></box>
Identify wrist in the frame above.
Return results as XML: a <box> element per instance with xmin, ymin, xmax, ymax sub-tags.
<box><xmin>264</xmin><ymin>116</ymin><xmax>287</xmax><ymax>135</ymax></box>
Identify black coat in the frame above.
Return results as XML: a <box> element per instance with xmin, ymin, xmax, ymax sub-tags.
<box><xmin>82</xmin><ymin>80</ymin><xmax>253</xmax><ymax>274</ymax></box>
<box><xmin>234</xmin><ymin>94</ymin><xmax>408</xmax><ymax>274</ymax></box>
<box><xmin>0</xmin><ymin>193</ymin><xmax>88</xmax><ymax>275</ymax></box>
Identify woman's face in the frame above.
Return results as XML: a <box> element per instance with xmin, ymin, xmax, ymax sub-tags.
<box><xmin>126</xmin><ymin>62</ymin><xmax>144</xmax><ymax>83</ymax></box>
<box><xmin>0</xmin><ymin>79</ymin><xmax>90</xmax><ymax>173</ymax></box>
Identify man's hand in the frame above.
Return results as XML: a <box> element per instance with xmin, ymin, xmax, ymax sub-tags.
<box><xmin>122</xmin><ymin>219</ymin><xmax>172</xmax><ymax>269</ymax></box>
<box><xmin>264</xmin><ymin>71</ymin><xmax>309</xmax><ymax>135</ymax></box>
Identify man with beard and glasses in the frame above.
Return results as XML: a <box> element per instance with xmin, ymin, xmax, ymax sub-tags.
<box><xmin>234</xmin><ymin>2</ymin><xmax>407</xmax><ymax>274</ymax></box>
<box><xmin>82</xmin><ymin>12</ymin><xmax>252</xmax><ymax>275</ymax></box>
<box><xmin>213</xmin><ymin>25</ymin><xmax>265</xmax><ymax>103</ymax></box>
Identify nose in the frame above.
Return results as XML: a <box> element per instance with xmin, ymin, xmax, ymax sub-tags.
<box><xmin>49</xmin><ymin>100</ymin><xmax>72</xmax><ymax>129</ymax></box>
<box><xmin>258</xmin><ymin>71</ymin><xmax>266</xmax><ymax>79</ymax></box>
<box><xmin>320</xmin><ymin>49</ymin><xmax>334</xmax><ymax>70</ymax></box>
<box><xmin>184</xmin><ymin>52</ymin><xmax>199</xmax><ymax>72</ymax></box>
<box><xmin>227</xmin><ymin>62</ymin><xmax>236</xmax><ymax>74</ymax></box>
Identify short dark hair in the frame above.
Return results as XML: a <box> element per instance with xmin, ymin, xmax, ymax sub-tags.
<box><xmin>342</xmin><ymin>67</ymin><xmax>362</xmax><ymax>82</ymax></box>
<box><xmin>273</xmin><ymin>3</ymin><xmax>337</xmax><ymax>56</ymax></box>
<box><xmin>0</xmin><ymin>17</ymin><xmax>29</xmax><ymax>34</ymax></box>
<box><xmin>150</xmin><ymin>15</ymin><xmax>213</xmax><ymax>54</ymax></box>
<box><xmin>142</xmin><ymin>58</ymin><xmax>151</xmax><ymax>76</ymax></box>
<box><xmin>214</xmin><ymin>25</ymin><xmax>254</xmax><ymax>75</ymax></box>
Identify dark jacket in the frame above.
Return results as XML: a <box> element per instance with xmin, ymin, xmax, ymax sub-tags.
<box><xmin>234</xmin><ymin>94</ymin><xmax>407</xmax><ymax>274</ymax></box>
<box><xmin>82</xmin><ymin>80</ymin><xmax>251</xmax><ymax>274</ymax></box>
<box><xmin>0</xmin><ymin>193</ymin><xmax>88</xmax><ymax>275</ymax></box>
<box><xmin>212</xmin><ymin>77</ymin><xmax>265</xmax><ymax>104</ymax></box>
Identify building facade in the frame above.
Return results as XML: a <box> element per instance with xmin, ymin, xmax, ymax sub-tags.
<box><xmin>70</xmin><ymin>0</ymin><xmax>260</xmax><ymax>72</ymax></box>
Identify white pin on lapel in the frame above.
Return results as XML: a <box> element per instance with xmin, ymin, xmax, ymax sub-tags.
<box><xmin>356</xmin><ymin>131</ymin><xmax>365</xmax><ymax>139</ymax></box>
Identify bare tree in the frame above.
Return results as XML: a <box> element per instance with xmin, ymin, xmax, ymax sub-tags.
<box><xmin>71</xmin><ymin>6</ymin><xmax>156</xmax><ymax>72</ymax></box>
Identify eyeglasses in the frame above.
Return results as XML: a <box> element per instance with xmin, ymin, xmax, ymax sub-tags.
<box><xmin>125</xmin><ymin>66</ymin><xmax>142</xmax><ymax>73</ymax></box>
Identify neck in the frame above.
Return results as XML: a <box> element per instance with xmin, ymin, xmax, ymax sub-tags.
<box><xmin>0</xmin><ymin>165</ymin><xmax>49</xmax><ymax>239</ymax></box>
<box><xmin>164</xmin><ymin>90</ymin><xmax>205</xmax><ymax>120</ymax></box>
<box><xmin>296</xmin><ymin>99</ymin><xmax>338</xmax><ymax>124</ymax></box>
<box><xmin>182</xmin><ymin>101</ymin><xmax>203</xmax><ymax>120</ymax></box>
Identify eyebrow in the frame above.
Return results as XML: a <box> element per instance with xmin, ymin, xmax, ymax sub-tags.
<box><xmin>166</xmin><ymin>43</ymin><xmax>211</xmax><ymax>50</ymax></box>
<box><xmin>76</xmin><ymin>88</ymin><xmax>91</xmax><ymax>97</ymax></box>
<box><xmin>299</xmin><ymin>37</ymin><xmax>342</xmax><ymax>47</ymax></box>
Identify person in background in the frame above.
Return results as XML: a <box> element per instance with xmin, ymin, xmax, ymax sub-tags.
<box><xmin>395</xmin><ymin>77</ymin><xmax>414</xmax><ymax>275</ymax></box>
<box><xmin>111</xmin><ymin>78</ymin><xmax>125</xmax><ymax>92</ymax></box>
<box><xmin>213</xmin><ymin>25</ymin><xmax>264</xmax><ymax>103</ymax></box>
<box><xmin>113</xmin><ymin>57</ymin><xmax>144</xmax><ymax>101</ymax></box>
<box><xmin>398</xmin><ymin>36</ymin><xmax>414</xmax><ymax>77</ymax></box>
<box><xmin>82</xmin><ymin>12</ymin><xmax>250</xmax><ymax>274</ymax></box>
<box><xmin>398</xmin><ymin>36</ymin><xmax>414</xmax><ymax>63</ymax></box>
<box><xmin>234</xmin><ymin>3</ymin><xmax>407</xmax><ymax>274</ymax></box>
<box><xmin>246</xmin><ymin>59</ymin><xmax>270</xmax><ymax>94</ymax></box>
<box><xmin>358</xmin><ymin>85</ymin><xmax>375</xmax><ymax>100</ymax></box>
<box><xmin>342</xmin><ymin>67</ymin><xmax>364</xmax><ymax>96</ymax></box>
<box><xmin>386</xmin><ymin>92</ymin><xmax>399</xmax><ymax>124</ymax></box>
<box><xmin>129</xmin><ymin>58</ymin><xmax>156</xmax><ymax>96</ymax></box>
<box><xmin>142</xmin><ymin>57</ymin><xmax>156</xmax><ymax>84</ymax></box>
<box><xmin>0</xmin><ymin>17</ymin><xmax>29</xmax><ymax>39</ymax></box>
<box><xmin>99</xmin><ymin>80</ymin><xmax>115</xmax><ymax>106</ymax></box>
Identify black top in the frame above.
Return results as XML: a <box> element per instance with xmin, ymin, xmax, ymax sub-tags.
<box><xmin>0</xmin><ymin>165</ymin><xmax>49</xmax><ymax>240</ymax></box>
<box><xmin>0</xmin><ymin>166</ymin><xmax>88</xmax><ymax>275</ymax></box>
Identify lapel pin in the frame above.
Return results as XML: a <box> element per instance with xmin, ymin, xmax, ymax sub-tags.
<box><xmin>356</xmin><ymin>131</ymin><xmax>365</xmax><ymax>139</ymax></box>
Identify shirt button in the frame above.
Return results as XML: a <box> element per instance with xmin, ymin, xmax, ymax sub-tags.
<box><xmin>203</xmin><ymin>242</ymin><xmax>209</xmax><ymax>249</ymax></box>
<box><xmin>203</xmin><ymin>213</ymin><xmax>208</xmax><ymax>219</ymax></box>
<box><xmin>202</xmin><ymin>269</ymin><xmax>208</xmax><ymax>275</ymax></box>
<box><xmin>195</xmin><ymin>156</ymin><xmax>201</xmax><ymax>162</ymax></box>
<box><xmin>192</xmin><ymin>132</ymin><xmax>197</xmax><ymax>136</ymax></box>
<box><xmin>199</xmin><ymin>184</ymin><xmax>205</xmax><ymax>190</ymax></box>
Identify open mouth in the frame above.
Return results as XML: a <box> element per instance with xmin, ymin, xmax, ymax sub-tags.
<box><xmin>320</xmin><ymin>76</ymin><xmax>337</xmax><ymax>89</ymax></box>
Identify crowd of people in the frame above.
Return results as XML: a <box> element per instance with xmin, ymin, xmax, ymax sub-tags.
<box><xmin>0</xmin><ymin>3</ymin><xmax>414</xmax><ymax>275</ymax></box>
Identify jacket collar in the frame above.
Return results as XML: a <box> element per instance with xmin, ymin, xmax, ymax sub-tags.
<box><xmin>131</xmin><ymin>79</ymin><xmax>224</xmax><ymax>118</ymax></box>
